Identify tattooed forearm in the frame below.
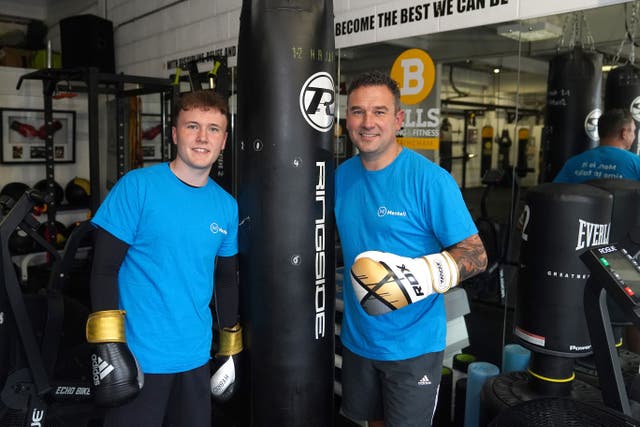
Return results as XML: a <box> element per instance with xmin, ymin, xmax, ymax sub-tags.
<box><xmin>446</xmin><ymin>234</ymin><xmax>488</xmax><ymax>282</ymax></box>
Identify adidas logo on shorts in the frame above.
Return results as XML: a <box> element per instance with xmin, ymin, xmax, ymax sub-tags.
<box><xmin>418</xmin><ymin>374</ymin><xmax>431</xmax><ymax>386</ymax></box>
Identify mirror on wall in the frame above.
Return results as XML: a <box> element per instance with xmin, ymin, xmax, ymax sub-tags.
<box><xmin>333</xmin><ymin>2</ymin><xmax>640</xmax><ymax>363</ymax></box>
<box><xmin>335</xmin><ymin>2</ymin><xmax>637</xmax><ymax>189</ymax></box>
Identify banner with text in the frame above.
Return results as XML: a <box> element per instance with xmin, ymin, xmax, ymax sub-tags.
<box><xmin>335</xmin><ymin>0</ymin><xmax>627</xmax><ymax>48</ymax></box>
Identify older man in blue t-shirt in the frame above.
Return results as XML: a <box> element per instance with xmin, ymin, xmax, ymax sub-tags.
<box><xmin>554</xmin><ymin>108</ymin><xmax>640</xmax><ymax>183</ymax></box>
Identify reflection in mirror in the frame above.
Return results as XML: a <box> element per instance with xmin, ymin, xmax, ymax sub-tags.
<box><xmin>333</xmin><ymin>1</ymin><xmax>639</xmax><ymax>370</ymax></box>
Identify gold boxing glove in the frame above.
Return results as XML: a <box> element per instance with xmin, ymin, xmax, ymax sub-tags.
<box><xmin>351</xmin><ymin>251</ymin><xmax>459</xmax><ymax>315</ymax></box>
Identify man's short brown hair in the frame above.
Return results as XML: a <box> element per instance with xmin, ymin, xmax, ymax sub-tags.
<box><xmin>173</xmin><ymin>90</ymin><xmax>229</xmax><ymax>125</ymax></box>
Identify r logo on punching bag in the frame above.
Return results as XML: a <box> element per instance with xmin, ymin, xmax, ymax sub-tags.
<box><xmin>299</xmin><ymin>71</ymin><xmax>335</xmax><ymax>132</ymax></box>
<box><xmin>631</xmin><ymin>96</ymin><xmax>640</xmax><ymax>122</ymax></box>
<box><xmin>584</xmin><ymin>108</ymin><xmax>602</xmax><ymax>141</ymax></box>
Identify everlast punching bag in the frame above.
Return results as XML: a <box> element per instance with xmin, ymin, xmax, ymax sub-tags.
<box><xmin>605</xmin><ymin>63</ymin><xmax>640</xmax><ymax>154</ymax></box>
<box><xmin>480</xmin><ymin>183</ymin><xmax>617</xmax><ymax>422</ymax></box>
<box><xmin>515</xmin><ymin>183</ymin><xmax>612</xmax><ymax>393</ymax></box>
<box><xmin>236</xmin><ymin>2</ymin><xmax>336</xmax><ymax>426</ymax></box>
<box><xmin>540</xmin><ymin>48</ymin><xmax>602</xmax><ymax>182</ymax></box>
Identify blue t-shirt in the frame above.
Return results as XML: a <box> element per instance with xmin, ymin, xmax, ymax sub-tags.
<box><xmin>91</xmin><ymin>163</ymin><xmax>238</xmax><ymax>373</ymax></box>
<box><xmin>335</xmin><ymin>148</ymin><xmax>477</xmax><ymax>361</ymax></box>
<box><xmin>553</xmin><ymin>146</ymin><xmax>640</xmax><ymax>183</ymax></box>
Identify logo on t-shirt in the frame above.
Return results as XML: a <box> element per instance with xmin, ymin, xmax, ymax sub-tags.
<box><xmin>377</xmin><ymin>206</ymin><xmax>407</xmax><ymax>217</ymax></box>
<box><xmin>210</xmin><ymin>222</ymin><xmax>228</xmax><ymax>235</ymax></box>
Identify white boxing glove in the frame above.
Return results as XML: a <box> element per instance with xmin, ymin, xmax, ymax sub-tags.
<box><xmin>211</xmin><ymin>323</ymin><xmax>243</xmax><ymax>403</ymax></box>
<box><xmin>350</xmin><ymin>250</ymin><xmax>459</xmax><ymax>315</ymax></box>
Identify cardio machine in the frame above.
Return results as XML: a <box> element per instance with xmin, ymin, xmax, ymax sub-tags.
<box><xmin>582</xmin><ymin>244</ymin><xmax>640</xmax><ymax>419</ymax></box>
<box><xmin>0</xmin><ymin>190</ymin><xmax>101</xmax><ymax>426</ymax></box>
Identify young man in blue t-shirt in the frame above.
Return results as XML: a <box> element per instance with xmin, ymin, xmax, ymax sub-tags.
<box><xmin>335</xmin><ymin>71</ymin><xmax>487</xmax><ymax>426</ymax></box>
<box><xmin>87</xmin><ymin>90</ymin><xmax>241</xmax><ymax>426</ymax></box>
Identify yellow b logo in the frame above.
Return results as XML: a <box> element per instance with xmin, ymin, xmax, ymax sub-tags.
<box><xmin>390</xmin><ymin>49</ymin><xmax>436</xmax><ymax>106</ymax></box>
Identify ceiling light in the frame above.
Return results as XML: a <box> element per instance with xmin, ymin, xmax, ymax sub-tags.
<box><xmin>493</xmin><ymin>67</ymin><xmax>501</xmax><ymax>74</ymax></box>
<box><xmin>497</xmin><ymin>22</ymin><xmax>563</xmax><ymax>42</ymax></box>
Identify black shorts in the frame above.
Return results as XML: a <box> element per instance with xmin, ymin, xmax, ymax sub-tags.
<box><xmin>340</xmin><ymin>348</ymin><xmax>444</xmax><ymax>427</ymax></box>
<box><xmin>103</xmin><ymin>363</ymin><xmax>211</xmax><ymax>427</ymax></box>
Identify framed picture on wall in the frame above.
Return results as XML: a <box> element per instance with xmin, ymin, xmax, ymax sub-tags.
<box><xmin>1</xmin><ymin>108</ymin><xmax>76</xmax><ymax>164</ymax></box>
<box><xmin>141</xmin><ymin>114</ymin><xmax>164</xmax><ymax>162</ymax></box>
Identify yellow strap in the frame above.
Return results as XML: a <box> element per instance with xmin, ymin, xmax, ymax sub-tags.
<box><xmin>208</xmin><ymin>61</ymin><xmax>221</xmax><ymax>76</ymax></box>
<box><xmin>173</xmin><ymin>68</ymin><xmax>182</xmax><ymax>86</ymax></box>
<box><xmin>527</xmin><ymin>368</ymin><xmax>575</xmax><ymax>383</ymax></box>
<box><xmin>217</xmin><ymin>323</ymin><xmax>243</xmax><ymax>356</ymax></box>
<box><xmin>86</xmin><ymin>310</ymin><xmax>126</xmax><ymax>343</ymax></box>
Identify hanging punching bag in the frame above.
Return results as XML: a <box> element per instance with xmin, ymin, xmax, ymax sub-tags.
<box><xmin>517</xmin><ymin>128</ymin><xmax>530</xmax><ymax>178</ymax></box>
<box><xmin>498</xmin><ymin>129</ymin><xmax>512</xmax><ymax>172</ymax></box>
<box><xmin>237</xmin><ymin>1</ymin><xmax>336</xmax><ymax>426</ymax></box>
<box><xmin>604</xmin><ymin>63</ymin><xmax>640</xmax><ymax>154</ymax></box>
<box><xmin>440</xmin><ymin>117</ymin><xmax>453</xmax><ymax>172</ymax></box>
<box><xmin>481</xmin><ymin>125</ymin><xmax>494</xmax><ymax>179</ymax></box>
<box><xmin>540</xmin><ymin>48</ymin><xmax>603</xmax><ymax>182</ymax></box>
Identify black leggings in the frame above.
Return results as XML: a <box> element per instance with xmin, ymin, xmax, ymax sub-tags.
<box><xmin>103</xmin><ymin>363</ymin><xmax>211</xmax><ymax>427</ymax></box>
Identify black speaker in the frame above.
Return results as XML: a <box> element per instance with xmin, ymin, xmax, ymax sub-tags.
<box><xmin>60</xmin><ymin>14</ymin><xmax>115</xmax><ymax>73</ymax></box>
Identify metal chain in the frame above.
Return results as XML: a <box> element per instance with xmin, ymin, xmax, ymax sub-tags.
<box><xmin>613</xmin><ymin>1</ymin><xmax>640</xmax><ymax>65</ymax></box>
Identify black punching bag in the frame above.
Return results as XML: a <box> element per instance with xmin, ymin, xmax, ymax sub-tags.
<box><xmin>515</xmin><ymin>183</ymin><xmax>612</xmax><ymax>392</ymax></box>
<box><xmin>516</xmin><ymin>183</ymin><xmax>612</xmax><ymax>356</ymax></box>
<box><xmin>237</xmin><ymin>1</ymin><xmax>336</xmax><ymax>426</ymax></box>
<box><xmin>498</xmin><ymin>129</ymin><xmax>512</xmax><ymax>172</ymax></box>
<box><xmin>540</xmin><ymin>48</ymin><xmax>602</xmax><ymax>182</ymax></box>
<box><xmin>481</xmin><ymin>125</ymin><xmax>494</xmax><ymax>179</ymax></box>
<box><xmin>604</xmin><ymin>63</ymin><xmax>640</xmax><ymax>154</ymax></box>
<box><xmin>440</xmin><ymin>118</ymin><xmax>453</xmax><ymax>172</ymax></box>
<box><xmin>517</xmin><ymin>128</ymin><xmax>529</xmax><ymax>178</ymax></box>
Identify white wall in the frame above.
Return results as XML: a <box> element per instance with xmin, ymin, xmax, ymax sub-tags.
<box><xmin>101</xmin><ymin>0</ymin><xmax>240</xmax><ymax>78</ymax></box>
<box><xmin>0</xmin><ymin>66</ymin><xmax>92</xmax><ymax>192</ymax></box>
<box><xmin>1</xmin><ymin>0</ymin><xmax>47</xmax><ymax>21</ymax></box>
